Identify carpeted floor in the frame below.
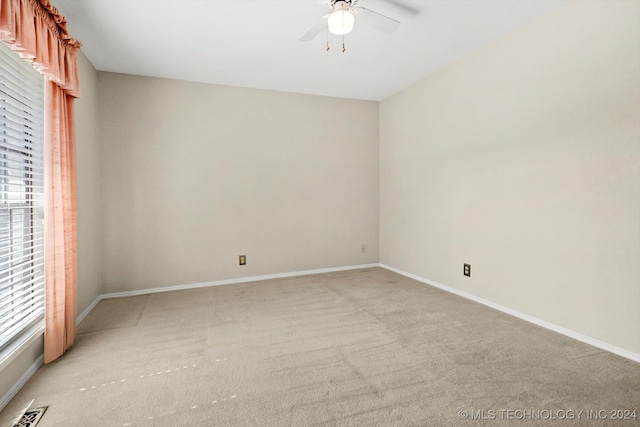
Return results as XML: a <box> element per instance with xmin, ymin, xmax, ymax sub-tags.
<box><xmin>1</xmin><ymin>267</ymin><xmax>639</xmax><ymax>426</ymax></box>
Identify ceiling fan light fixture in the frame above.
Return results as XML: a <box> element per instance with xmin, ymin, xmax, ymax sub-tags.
<box><xmin>328</xmin><ymin>4</ymin><xmax>355</xmax><ymax>36</ymax></box>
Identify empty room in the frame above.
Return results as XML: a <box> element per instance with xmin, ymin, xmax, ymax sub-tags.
<box><xmin>1</xmin><ymin>0</ymin><xmax>639</xmax><ymax>426</ymax></box>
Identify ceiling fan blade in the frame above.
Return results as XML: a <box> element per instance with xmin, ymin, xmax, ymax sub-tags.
<box><xmin>365</xmin><ymin>0</ymin><xmax>419</xmax><ymax>17</ymax></box>
<box><xmin>356</xmin><ymin>7</ymin><xmax>400</xmax><ymax>34</ymax></box>
<box><xmin>298</xmin><ymin>15</ymin><xmax>329</xmax><ymax>42</ymax></box>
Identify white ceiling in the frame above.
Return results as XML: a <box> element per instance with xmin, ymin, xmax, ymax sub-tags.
<box><xmin>55</xmin><ymin>0</ymin><xmax>566</xmax><ymax>101</ymax></box>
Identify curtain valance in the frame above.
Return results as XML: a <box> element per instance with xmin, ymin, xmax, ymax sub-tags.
<box><xmin>0</xmin><ymin>0</ymin><xmax>81</xmax><ymax>97</ymax></box>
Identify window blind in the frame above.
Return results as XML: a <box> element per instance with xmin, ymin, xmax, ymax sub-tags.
<box><xmin>0</xmin><ymin>41</ymin><xmax>45</xmax><ymax>352</ymax></box>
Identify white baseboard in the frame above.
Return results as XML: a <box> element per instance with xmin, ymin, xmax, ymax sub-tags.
<box><xmin>2</xmin><ymin>262</ymin><xmax>638</xmax><ymax>415</ymax></box>
<box><xmin>380</xmin><ymin>264</ymin><xmax>640</xmax><ymax>363</ymax></box>
<box><xmin>0</xmin><ymin>354</ymin><xmax>43</xmax><ymax>413</ymax></box>
<box><xmin>100</xmin><ymin>263</ymin><xmax>380</xmax><ymax>300</ymax></box>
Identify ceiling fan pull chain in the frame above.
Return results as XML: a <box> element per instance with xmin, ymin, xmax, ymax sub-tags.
<box><xmin>342</xmin><ymin>34</ymin><xmax>346</xmax><ymax>53</ymax></box>
<box><xmin>326</xmin><ymin>28</ymin><xmax>330</xmax><ymax>51</ymax></box>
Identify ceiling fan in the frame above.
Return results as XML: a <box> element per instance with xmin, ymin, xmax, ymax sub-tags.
<box><xmin>299</xmin><ymin>0</ymin><xmax>401</xmax><ymax>47</ymax></box>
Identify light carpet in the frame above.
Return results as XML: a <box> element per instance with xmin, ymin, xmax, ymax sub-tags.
<box><xmin>1</xmin><ymin>268</ymin><xmax>638</xmax><ymax>426</ymax></box>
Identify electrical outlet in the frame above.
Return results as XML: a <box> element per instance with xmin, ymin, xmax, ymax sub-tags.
<box><xmin>464</xmin><ymin>263</ymin><xmax>471</xmax><ymax>277</ymax></box>
<box><xmin>361</xmin><ymin>244</ymin><xmax>367</xmax><ymax>253</ymax></box>
<box><xmin>239</xmin><ymin>255</ymin><xmax>246</xmax><ymax>266</ymax></box>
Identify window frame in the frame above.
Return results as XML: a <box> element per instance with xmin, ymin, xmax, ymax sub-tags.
<box><xmin>0</xmin><ymin>40</ymin><xmax>46</xmax><ymax>358</ymax></box>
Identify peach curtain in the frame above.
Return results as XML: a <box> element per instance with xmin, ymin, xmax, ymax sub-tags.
<box><xmin>43</xmin><ymin>82</ymin><xmax>77</xmax><ymax>363</ymax></box>
<box><xmin>0</xmin><ymin>0</ymin><xmax>81</xmax><ymax>363</ymax></box>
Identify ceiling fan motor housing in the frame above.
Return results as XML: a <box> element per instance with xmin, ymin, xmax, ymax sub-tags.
<box><xmin>330</xmin><ymin>0</ymin><xmax>356</xmax><ymax>7</ymax></box>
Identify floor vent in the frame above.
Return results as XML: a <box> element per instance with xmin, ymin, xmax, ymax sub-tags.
<box><xmin>12</xmin><ymin>407</ymin><xmax>48</xmax><ymax>427</ymax></box>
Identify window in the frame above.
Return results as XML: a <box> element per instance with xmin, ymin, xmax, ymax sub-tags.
<box><xmin>0</xmin><ymin>41</ymin><xmax>45</xmax><ymax>353</ymax></box>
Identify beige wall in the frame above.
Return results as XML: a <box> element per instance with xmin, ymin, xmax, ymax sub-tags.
<box><xmin>76</xmin><ymin>51</ymin><xmax>102</xmax><ymax>313</ymax></box>
<box><xmin>98</xmin><ymin>73</ymin><xmax>379</xmax><ymax>293</ymax></box>
<box><xmin>380</xmin><ymin>0</ymin><xmax>640</xmax><ymax>355</ymax></box>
